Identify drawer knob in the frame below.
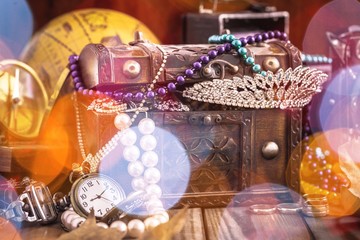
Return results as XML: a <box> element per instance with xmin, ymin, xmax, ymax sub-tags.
<box><xmin>262</xmin><ymin>141</ymin><xmax>279</xmax><ymax>159</ymax></box>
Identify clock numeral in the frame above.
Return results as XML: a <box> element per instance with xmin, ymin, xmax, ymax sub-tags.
<box><xmin>111</xmin><ymin>203</ymin><xmax>115</xmax><ymax>207</ymax></box>
<box><xmin>97</xmin><ymin>209</ymin><xmax>103</xmax><ymax>215</ymax></box>
<box><xmin>113</xmin><ymin>196</ymin><xmax>117</xmax><ymax>201</ymax></box>
<box><xmin>104</xmin><ymin>182</ymin><xmax>109</xmax><ymax>188</ymax></box>
<box><xmin>82</xmin><ymin>186</ymin><xmax>88</xmax><ymax>192</ymax></box>
<box><xmin>106</xmin><ymin>208</ymin><xmax>110</xmax><ymax>212</ymax></box>
<box><xmin>96</xmin><ymin>180</ymin><xmax>100</xmax><ymax>185</ymax></box>
<box><xmin>83</xmin><ymin>202</ymin><xmax>88</xmax><ymax>207</ymax></box>
<box><xmin>110</xmin><ymin>188</ymin><xmax>115</xmax><ymax>193</ymax></box>
<box><xmin>87</xmin><ymin>181</ymin><xmax>94</xmax><ymax>188</ymax></box>
<box><xmin>80</xmin><ymin>194</ymin><xmax>87</xmax><ymax>200</ymax></box>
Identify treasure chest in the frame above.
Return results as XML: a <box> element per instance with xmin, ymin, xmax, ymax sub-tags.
<box><xmin>72</xmin><ymin>33</ymin><xmax>327</xmax><ymax>208</ymax></box>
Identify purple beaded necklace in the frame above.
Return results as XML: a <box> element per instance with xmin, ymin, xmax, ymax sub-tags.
<box><xmin>68</xmin><ymin>30</ymin><xmax>288</xmax><ymax>104</ymax></box>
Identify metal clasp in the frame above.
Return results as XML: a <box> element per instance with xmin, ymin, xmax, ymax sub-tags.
<box><xmin>20</xmin><ymin>181</ymin><xmax>58</xmax><ymax>224</ymax></box>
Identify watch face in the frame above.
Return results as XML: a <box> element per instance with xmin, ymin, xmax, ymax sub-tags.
<box><xmin>71</xmin><ymin>174</ymin><xmax>126</xmax><ymax>218</ymax></box>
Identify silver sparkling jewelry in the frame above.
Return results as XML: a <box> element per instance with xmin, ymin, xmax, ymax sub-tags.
<box><xmin>87</xmin><ymin>98</ymin><xmax>127</xmax><ymax>113</ymax></box>
<box><xmin>154</xmin><ymin>99</ymin><xmax>190</xmax><ymax>112</ymax></box>
<box><xmin>183</xmin><ymin>66</ymin><xmax>328</xmax><ymax>109</ymax></box>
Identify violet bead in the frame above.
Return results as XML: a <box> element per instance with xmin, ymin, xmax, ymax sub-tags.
<box><xmin>82</xmin><ymin>89</ymin><xmax>89</xmax><ymax>95</ymax></box>
<box><xmin>134</xmin><ymin>92</ymin><xmax>144</xmax><ymax>102</ymax></box>
<box><xmin>73</xmin><ymin>76</ymin><xmax>81</xmax><ymax>83</ymax></box>
<box><xmin>68</xmin><ymin>55</ymin><xmax>78</xmax><ymax>64</ymax></box>
<box><xmin>176</xmin><ymin>75</ymin><xmax>186</xmax><ymax>85</ymax></box>
<box><xmin>95</xmin><ymin>90</ymin><xmax>102</xmax><ymax>96</ymax></box>
<box><xmin>146</xmin><ymin>90</ymin><xmax>155</xmax><ymax>99</ymax></box>
<box><xmin>224</xmin><ymin>43</ymin><xmax>232</xmax><ymax>52</ymax></box>
<box><xmin>267</xmin><ymin>31</ymin><xmax>275</xmax><ymax>39</ymax></box>
<box><xmin>280</xmin><ymin>32</ymin><xmax>288</xmax><ymax>41</ymax></box>
<box><xmin>239</xmin><ymin>37</ymin><xmax>247</xmax><ymax>47</ymax></box>
<box><xmin>192</xmin><ymin>62</ymin><xmax>202</xmax><ymax>70</ymax></box>
<box><xmin>262</xmin><ymin>32</ymin><xmax>269</xmax><ymax>41</ymax></box>
<box><xmin>88</xmin><ymin>90</ymin><xmax>94</xmax><ymax>96</ymax></box>
<box><xmin>216</xmin><ymin>45</ymin><xmax>225</xmax><ymax>54</ymax></box>
<box><xmin>199</xmin><ymin>55</ymin><xmax>210</xmax><ymax>64</ymax></box>
<box><xmin>123</xmin><ymin>92</ymin><xmax>133</xmax><ymax>102</ymax></box>
<box><xmin>157</xmin><ymin>87</ymin><xmax>166</xmax><ymax>96</ymax></box>
<box><xmin>185</xmin><ymin>69</ymin><xmax>194</xmax><ymax>77</ymax></box>
<box><xmin>105</xmin><ymin>91</ymin><xmax>113</xmax><ymax>97</ymax></box>
<box><xmin>167</xmin><ymin>82</ymin><xmax>176</xmax><ymax>92</ymax></box>
<box><xmin>274</xmin><ymin>30</ymin><xmax>281</xmax><ymax>38</ymax></box>
<box><xmin>246</xmin><ymin>35</ymin><xmax>255</xmax><ymax>44</ymax></box>
<box><xmin>254</xmin><ymin>34</ymin><xmax>263</xmax><ymax>43</ymax></box>
<box><xmin>70</xmin><ymin>64</ymin><xmax>78</xmax><ymax>71</ymax></box>
<box><xmin>75</xmin><ymin>82</ymin><xmax>83</xmax><ymax>89</ymax></box>
<box><xmin>114</xmin><ymin>92</ymin><xmax>124</xmax><ymax>100</ymax></box>
<box><xmin>71</xmin><ymin>70</ymin><xmax>79</xmax><ymax>78</ymax></box>
<box><xmin>78</xmin><ymin>86</ymin><xmax>84</xmax><ymax>91</ymax></box>
<box><xmin>208</xmin><ymin>50</ymin><xmax>218</xmax><ymax>59</ymax></box>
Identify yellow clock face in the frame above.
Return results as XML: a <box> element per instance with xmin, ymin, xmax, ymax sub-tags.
<box><xmin>0</xmin><ymin>59</ymin><xmax>48</xmax><ymax>139</ymax></box>
<box><xmin>70</xmin><ymin>173</ymin><xmax>126</xmax><ymax>218</ymax></box>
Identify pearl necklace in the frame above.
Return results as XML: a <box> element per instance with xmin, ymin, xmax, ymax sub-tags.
<box><xmin>61</xmin><ymin>206</ymin><xmax>169</xmax><ymax>238</ymax></box>
<box><xmin>67</xmin><ymin>45</ymin><xmax>169</xmax><ymax>239</ymax></box>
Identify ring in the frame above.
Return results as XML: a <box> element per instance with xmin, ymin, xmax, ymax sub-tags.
<box><xmin>249</xmin><ymin>204</ymin><xmax>276</xmax><ymax>214</ymax></box>
<box><xmin>276</xmin><ymin>203</ymin><xmax>302</xmax><ymax>214</ymax></box>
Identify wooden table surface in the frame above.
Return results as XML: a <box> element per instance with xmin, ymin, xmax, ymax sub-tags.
<box><xmin>3</xmin><ymin>207</ymin><xmax>360</xmax><ymax>240</ymax></box>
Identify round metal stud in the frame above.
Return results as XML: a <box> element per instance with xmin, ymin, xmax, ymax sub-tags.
<box><xmin>261</xmin><ymin>141</ymin><xmax>279</xmax><ymax>160</ymax></box>
<box><xmin>123</xmin><ymin>60</ymin><xmax>141</xmax><ymax>79</ymax></box>
<box><xmin>262</xmin><ymin>57</ymin><xmax>280</xmax><ymax>72</ymax></box>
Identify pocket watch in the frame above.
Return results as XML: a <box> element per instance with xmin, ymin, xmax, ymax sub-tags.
<box><xmin>69</xmin><ymin>173</ymin><xmax>126</xmax><ymax>219</ymax></box>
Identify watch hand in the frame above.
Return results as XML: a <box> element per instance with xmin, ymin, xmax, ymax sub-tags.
<box><xmin>97</xmin><ymin>195</ymin><xmax>112</xmax><ymax>202</ymax></box>
<box><xmin>89</xmin><ymin>186</ymin><xmax>109</xmax><ymax>201</ymax></box>
<box><xmin>89</xmin><ymin>196</ymin><xmax>99</xmax><ymax>201</ymax></box>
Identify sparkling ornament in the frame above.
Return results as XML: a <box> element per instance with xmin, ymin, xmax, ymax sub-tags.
<box><xmin>141</xmin><ymin>151</ymin><xmax>159</xmax><ymax>167</ymax></box>
<box><xmin>138</xmin><ymin>118</ymin><xmax>156</xmax><ymax>135</ymax></box>
<box><xmin>140</xmin><ymin>135</ymin><xmax>157</xmax><ymax>151</ymax></box>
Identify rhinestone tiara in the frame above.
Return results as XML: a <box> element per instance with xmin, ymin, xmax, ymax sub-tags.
<box><xmin>182</xmin><ymin>66</ymin><xmax>328</xmax><ymax>109</ymax></box>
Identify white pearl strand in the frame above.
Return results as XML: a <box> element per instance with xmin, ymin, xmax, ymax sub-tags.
<box><xmin>62</xmin><ymin>117</ymin><xmax>169</xmax><ymax>238</ymax></box>
<box><xmin>61</xmin><ymin>206</ymin><xmax>169</xmax><ymax>238</ymax></box>
<box><xmin>66</xmin><ymin>45</ymin><xmax>169</xmax><ymax>238</ymax></box>
<box><xmin>74</xmin><ymin>44</ymin><xmax>168</xmax><ymax>173</ymax></box>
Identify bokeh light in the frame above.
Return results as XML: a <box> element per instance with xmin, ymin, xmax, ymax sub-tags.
<box><xmin>300</xmin><ymin>129</ymin><xmax>360</xmax><ymax>216</ymax></box>
<box><xmin>314</xmin><ymin>65</ymin><xmax>360</xmax><ymax>132</ymax></box>
<box><xmin>0</xmin><ymin>0</ymin><xmax>33</xmax><ymax>58</ymax></box>
<box><xmin>13</xmin><ymin>93</ymin><xmax>76</xmax><ymax>193</ymax></box>
<box><xmin>99</xmin><ymin>123</ymin><xmax>191</xmax><ymax>215</ymax></box>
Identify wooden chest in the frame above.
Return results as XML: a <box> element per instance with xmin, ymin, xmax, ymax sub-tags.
<box><xmin>79</xmin><ymin>103</ymin><xmax>302</xmax><ymax>208</ymax></box>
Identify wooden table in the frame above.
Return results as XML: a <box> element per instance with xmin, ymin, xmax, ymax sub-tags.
<box><xmin>3</xmin><ymin>207</ymin><xmax>360</xmax><ymax>240</ymax></box>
